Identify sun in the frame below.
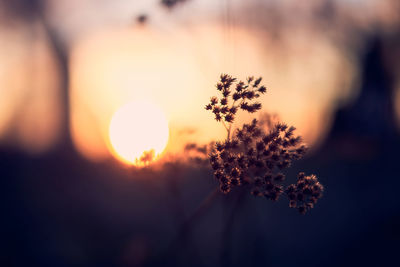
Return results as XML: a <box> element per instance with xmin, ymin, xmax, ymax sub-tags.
<box><xmin>108</xmin><ymin>101</ymin><xmax>169</xmax><ymax>166</ymax></box>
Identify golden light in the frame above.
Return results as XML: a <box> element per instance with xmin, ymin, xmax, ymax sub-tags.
<box><xmin>70</xmin><ymin>24</ymin><xmax>358</xmax><ymax>162</ymax></box>
<box><xmin>108</xmin><ymin>101</ymin><xmax>169</xmax><ymax>166</ymax></box>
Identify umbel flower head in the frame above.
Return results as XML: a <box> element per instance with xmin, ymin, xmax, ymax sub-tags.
<box><xmin>205</xmin><ymin>74</ymin><xmax>323</xmax><ymax>214</ymax></box>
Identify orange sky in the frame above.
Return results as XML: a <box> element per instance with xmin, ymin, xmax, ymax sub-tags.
<box><xmin>0</xmin><ymin>23</ymin><xmax>61</xmax><ymax>154</ymax></box>
<box><xmin>69</xmin><ymin>22</ymin><xmax>358</xmax><ymax>163</ymax></box>
<box><xmin>0</xmin><ymin>0</ymin><xmax>399</xmax><ymax>165</ymax></box>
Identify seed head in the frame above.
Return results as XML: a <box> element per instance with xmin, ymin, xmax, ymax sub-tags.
<box><xmin>205</xmin><ymin>74</ymin><xmax>323</xmax><ymax>214</ymax></box>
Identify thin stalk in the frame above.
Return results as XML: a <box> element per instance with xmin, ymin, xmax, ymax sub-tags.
<box><xmin>220</xmin><ymin>190</ymin><xmax>247</xmax><ymax>267</ymax></box>
<box><xmin>162</xmin><ymin>188</ymin><xmax>220</xmax><ymax>259</ymax></box>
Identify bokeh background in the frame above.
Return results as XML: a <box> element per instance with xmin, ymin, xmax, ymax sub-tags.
<box><xmin>1</xmin><ymin>0</ymin><xmax>400</xmax><ymax>266</ymax></box>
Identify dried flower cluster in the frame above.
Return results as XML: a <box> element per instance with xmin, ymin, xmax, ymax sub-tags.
<box><xmin>205</xmin><ymin>74</ymin><xmax>323</xmax><ymax>214</ymax></box>
<box><xmin>138</xmin><ymin>149</ymin><xmax>155</xmax><ymax>165</ymax></box>
<box><xmin>286</xmin><ymin>172</ymin><xmax>324</xmax><ymax>214</ymax></box>
<box><xmin>184</xmin><ymin>142</ymin><xmax>214</xmax><ymax>166</ymax></box>
<box><xmin>205</xmin><ymin>74</ymin><xmax>266</xmax><ymax>139</ymax></box>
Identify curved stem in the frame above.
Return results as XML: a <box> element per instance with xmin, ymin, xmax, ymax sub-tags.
<box><xmin>220</xmin><ymin>191</ymin><xmax>247</xmax><ymax>267</ymax></box>
<box><xmin>162</xmin><ymin>188</ymin><xmax>220</xmax><ymax>259</ymax></box>
<box><xmin>222</xmin><ymin>120</ymin><xmax>230</xmax><ymax>139</ymax></box>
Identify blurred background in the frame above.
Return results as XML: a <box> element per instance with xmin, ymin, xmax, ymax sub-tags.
<box><xmin>1</xmin><ymin>0</ymin><xmax>400</xmax><ymax>266</ymax></box>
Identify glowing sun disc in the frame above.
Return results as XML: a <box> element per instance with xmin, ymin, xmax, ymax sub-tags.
<box><xmin>108</xmin><ymin>101</ymin><xmax>169</xmax><ymax>166</ymax></box>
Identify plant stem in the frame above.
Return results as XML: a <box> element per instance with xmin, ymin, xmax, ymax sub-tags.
<box><xmin>220</xmin><ymin>190</ymin><xmax>247</xmax><ymax>267</ymax></box>
<box><xmin>163</xmin><ymin>188</ymin><xmax>220</xmax><ymax>258</ymax></box>
<box><xmin>222</xmin><ymin>120</ymin><xmax>230</xmax><ymax>140</ymax></box>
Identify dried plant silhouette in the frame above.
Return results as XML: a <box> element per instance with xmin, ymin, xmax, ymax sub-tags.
<box><xmin>138</xmin><ymin>149</ymin><xmax>156</xmax><ymax>165</ymax></box>
<box><xmin>205</xmin><ymin>74</ymin><xmax>324</xmax><ymax>214</ymax></box>
<box><xmin>159</xmin><ymin>74</ymin><xmax>325</xmax><ymax>265</ymax></box>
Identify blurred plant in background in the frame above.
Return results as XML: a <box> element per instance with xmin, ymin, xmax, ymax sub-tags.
<box><xmin>206</xmin><ymin>74</ymin><xmax>324</xmax><ymax>214</ymax></box>
<box><xmin>161</xmin><ymin>0</ymin><xmax>188</xmax><ymax>9</ymax></box>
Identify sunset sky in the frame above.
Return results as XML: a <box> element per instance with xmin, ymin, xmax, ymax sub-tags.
<box><xmin>0</xmin><ymin>0</ymin><xmax>398</xmax><ymax>164</ymax></box>
<box><xmin>1</xmin><ymin>1</ymin><xmax>400</xmax><ymax>267</ymax></box>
